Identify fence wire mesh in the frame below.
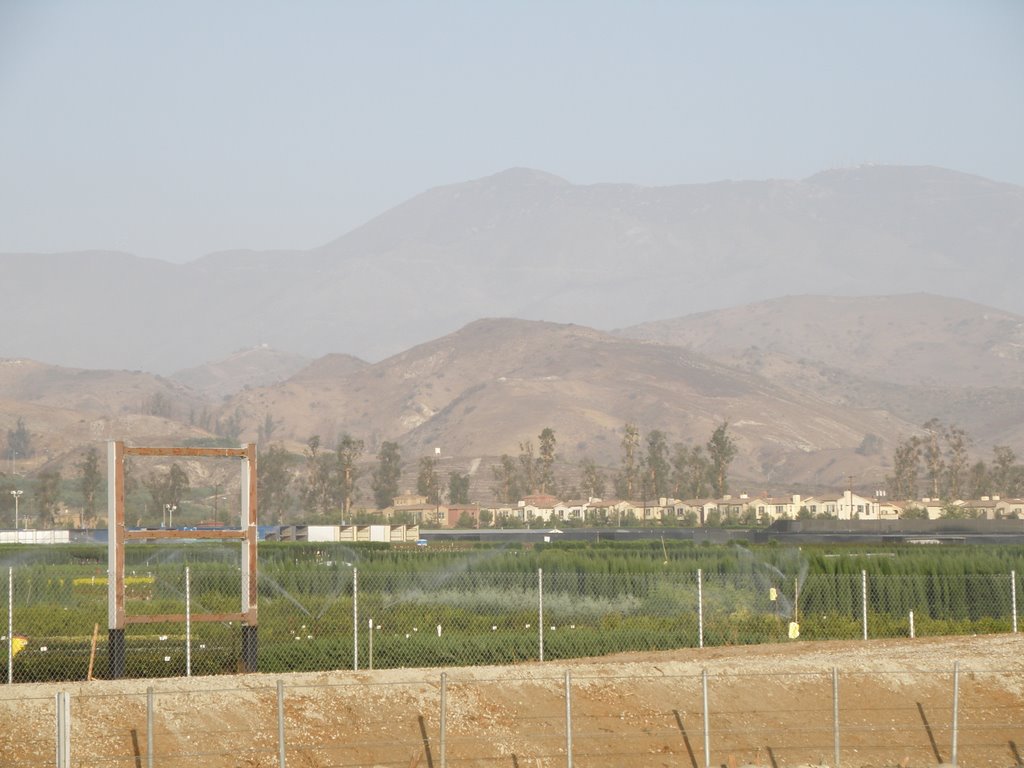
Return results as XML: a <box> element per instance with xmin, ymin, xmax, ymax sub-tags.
<box><xmin>3</xmin><ymin>666</ymin><xmax>1022</xmax><ymax>767</ymax></box>
<box><xmin>1</xmin><ymin>560</ymin><xmax>1021</xmax><ymax>683</ymax></box>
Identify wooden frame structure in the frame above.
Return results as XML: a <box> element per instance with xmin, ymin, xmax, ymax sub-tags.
<box><xmin>107</xmin><ymin>441</ymin><xmax>258</xmax><ymax>677</ymax></box>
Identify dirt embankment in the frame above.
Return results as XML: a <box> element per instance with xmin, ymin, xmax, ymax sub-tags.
<box><xmin>2</xmin><ymin>634</ymin><xmax>1022</xmax><ymax>767</ymax></box>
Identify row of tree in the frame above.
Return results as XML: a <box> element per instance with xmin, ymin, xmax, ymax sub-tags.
<box><xmin>256</xmin><ymin>436</ymin><xmax>477</xmax><ymax>525</ymax></box>
<box><xmin>887</xmin><ymin>418</ymin><xmax>1024</xmax><ymax>501</ymax></box>
<box><xmin>15</xmin><ymin>415</ymin><xmax>1024</xmax><ymax>530</ymax></box>
<box><xmin>1</xmin><ymin>420</ymin><xmax>741</xmax><ymax>528</ymax></box>
<box><xmin>491</xmin><ymin>422</ymin><xmax>737</xmax><ymax>504</ymax></box>
<box><xmin>0</xmin><ymin>445</ymin><xmax>102</xmax><ymax>529</ymax></box>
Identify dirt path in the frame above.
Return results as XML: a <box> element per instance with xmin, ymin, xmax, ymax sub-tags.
<box><xmin>2</xmin><ymin>634</ymin><xmax>1023</xmax><ymax>767</ymax></box>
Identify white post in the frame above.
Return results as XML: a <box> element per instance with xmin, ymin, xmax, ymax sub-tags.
<box><xmin>440</xmin><ymin>672</ymin><xmax>447</xmax><ymax>768</ymax></box>
<box><xmin>565</xmin><ymin>669</ymin><xmax>574</xmax><ymax>768</ymax></box>
<box><xmin>147</xmin><ymin>687</ymin><xmax>154</xmax><ymax>768</ymax></box>
<box><xmin>55</xmin><ymin>691</ymin><xmax>71</xmax><ymax>768</ymax></box>
<box><xmin>832</xmin><ymin>667</ymin><xmax>840</xmax><ymax>768</ymax></box>
<box><xmin>697</xmin><ymin>568</ymin><xmax>704</xmax><ymax>649</ymax></box>
<box><xmin>277</xmin><ymin>679</ymin><xmax>286</xmax><ymax>768</ymax></box>
<box><xmin>7</xmin><ymin>566</ymin><xmax>12</xmax><ymax>685</ymax></box>
<box><xmin>1012</xmin><ymin>570</ymin><xmax>1018</xmax><ymax>634</ymax></box>
<box><xmin>107</xmin><ymin>442</ymin><xmax>118</xmax><ymax>633</ymax></box>
<box><xmin>861</xmin><ymin>570</ymin><xmax>868</xmax><ymax>641</ymax></box>
<box><xmin>701</xmin><ymin>669</ymin><xmax>710</xmax><ymax>768</ymax></box>
<box><xmin>951</xmin><ymin>661</ymin><xmax>960</xmax><ymax>766</ymax></box>
<box><xmin>909</xmin><ymin>610</ymin><xmax>915</xmax><ymax>639</ymax></box>
<box><xmin>538</xmin><ymin>568</ymin><xmax>545</xmax><ymax>662</ymax></box>
<box><xmin>185</xmin><ymin>566</ymin><xmax>192</xmax><ymax>677</ymax></box>
<box><xmin>240</xmin><ymin>455</ymin><xmax>251</xmax><ymax>619</ymax></box>
<box><xmin>352</xmin><ymin>567</ymin><xmax>359</xmax><ymax>671</ymax></box>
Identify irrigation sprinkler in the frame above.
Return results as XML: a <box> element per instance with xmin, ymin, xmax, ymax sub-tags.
<box><xmin>789</xmin><ymin>576</ymin><xmax>801</xmax><ymax>639</ymax></box>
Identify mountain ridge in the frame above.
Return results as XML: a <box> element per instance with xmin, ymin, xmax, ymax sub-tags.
<box><xmin>4</xmin><ymin>294</ymin><xmax>1024</xmax><ymax>499</ymax></box>
<box><xmin>2</xmin><ymin>164</ymin><xmax>1021</xmax><ymax>373</ymax></box>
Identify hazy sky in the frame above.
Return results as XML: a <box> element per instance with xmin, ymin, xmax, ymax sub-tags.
<box><xmin>1</xmin><ymin>1</ymin><xmax>1022</xmax><ymax>263</ymax></box>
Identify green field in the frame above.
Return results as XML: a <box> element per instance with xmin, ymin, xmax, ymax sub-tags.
<box><xmin>2</xmin><ymin>540</ymin><xmax>1022</xmax><ymax>682</ymax></box>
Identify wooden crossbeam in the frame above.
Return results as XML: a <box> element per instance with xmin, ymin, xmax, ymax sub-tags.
<box><xmin>123</xmin><ymin>446</ymin><xmax>249</xmax><ymax>458</ymax></box>
<box><xmin>125</xmin><ymin>529</ymin><xmax>246</xmax><ymax>541</ymax></box>
<box><xmin>125</xmin><ymin>612</ymin><xmax>246</xmax><ymax>625</ymax></box>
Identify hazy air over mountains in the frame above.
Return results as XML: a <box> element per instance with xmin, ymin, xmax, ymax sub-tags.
<box><xmin>2</xmin><ymin>164</ymin><xmax>1021</xmax><ymax>374</ymax></box>
<box><xmin>2</xmin><ymin>165</ymin><xmax>1024</xmax><ymax>494</ymax></box>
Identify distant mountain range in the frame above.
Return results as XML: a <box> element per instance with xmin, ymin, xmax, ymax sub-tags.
<box><xmin>2</xmin><ymin>165</ymin><xmax>1022</xmax><ymax>499</ymax></box>
<box><xmin>2</xmin><ymin>164</ymin><xmax>1021</xmax><ymax>373</ymax></box>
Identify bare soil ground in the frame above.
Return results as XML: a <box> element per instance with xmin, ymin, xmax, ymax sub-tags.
<box><xmin>2</xmin><ymin>634</ymin><xmax>1023</xmax><ymax>767</ymax></box>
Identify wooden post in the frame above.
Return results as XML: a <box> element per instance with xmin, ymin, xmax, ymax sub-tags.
<box><xmin>108</xmin><ymin>443</ymin><xmax>259</xmax><ymax>675</ymax></box>
<box><xmin>107</xmin><ymin>441</ymin><xmax>126</xmax><ymax>679</ymax></box>
<box><xmin>87</xmin><ymin>623</ymin><xmax>99</xmax><ymax>681</ymax></box>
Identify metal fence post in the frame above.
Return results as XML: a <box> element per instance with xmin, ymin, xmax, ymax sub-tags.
<box><xmin>352</xmin><ymin>567</ymin><xmax>359</xmax><ymax>671</ymax></box>
<box><xmin>277</xmin><ymin>679</ymin><xmax>287</xmax><ymax>768</ymax></box>
<box><xmin>368</xmin><ymin>618</ymin><xmax>374</xmax><ymax>671</ymax></box>
<box><xmin>909</xmin><ymin>610</ymin><xmax>915</xmax><ymax>639</ymax></box>
<box><xmin>701</xmin><ymin>669</ymin><xmax>710</xmax><ymax>768</ymax></box>
<box><xmin>1007</xmin><ymin>573</ymin><xmax>1015</xmax><ymax>638</ymax></box>
<box><xmin>55</xmin><ymin>691</ymin><xmax>70</xmax><ymax>768</ymax></box>
<box><xmin>7</xmin><ymin>566</ymin><xmax>12</xmax><ymax>685</ymax></box>
<box><xmin>440</xmin><ymin>672</ymin><xmax>447</xmax><ymax>768</ymax></box>
<box><xmin>565</xmin><ymin>669</ymin><xmax>573</xmax><ymax>768</ymax></box>
<box><xmin>539</xmin><ymin>568</ymin><xmax>545</xmax><ymax>662</ymax></box>
<box><xmin>832</xmin><ymin>667</ymin><xmax>840</xmax><ymax>768</ymax></box>
<box><xmin>861</xmin><ymin>570</ymin><xmax>868</xmax><ymax>640</ymax></box>
<box><xmin>185</xmin><ymin>566</ymin><xmax>192</xmax><ymax>677</ymax></box>
<box><xmin>951</xmin><ymin>661</ymin><xmax>959</xmax><ymax>767</ymax></box>
<box><xmin>147</xmin><ymin>686</ymin><xmax>154</xmax><ymax>768</ymax></box>
<box><xmin>697</xmin><ymin>568</ymin><xmax>704</xmax><ymax>649</ymax></box>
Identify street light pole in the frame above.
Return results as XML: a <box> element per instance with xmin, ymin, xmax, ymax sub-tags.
<box><xmin>10</xmin><ymin>490</ymin><xmax>22</xmax><ymax>530</ymax></box>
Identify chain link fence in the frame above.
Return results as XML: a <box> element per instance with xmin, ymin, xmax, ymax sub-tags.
<box><xmin>4</xmin><ymin>664</ymin><xmax>1022</xmax><ymax>767</ymax></box>
<box><xmin>2</xmin><ymin>559</ymin><xmax>1021</xmax><ymax>683</ymax></box>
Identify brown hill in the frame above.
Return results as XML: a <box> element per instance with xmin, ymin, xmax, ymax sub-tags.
<box><xmin>171</xmin><ymin>345</ymin><xmax>312</xmax><ymax>400</ymax></box>
<box><xmin>4</xmin><ymin>295</ymin><xmax>1024</xmax><ymax>504</ymax></box>
<box><xmin>618</xmin><ymin>294</ymin><xmax>1024</xmax><ymax>389</ymax></box>
<box><xmin>223</xmin><ymin>319</ymin><xmax>912</xmax><ymax>494</ymax></box>
<box><xmin>617</xmin><ymin>294</ymin><xmax>1024</xmax><ymax>453</ymax></box>
<box><xmin>0</xmin><ymin>358</ymin><xmax>214</xmax><ymax>475</ymax></box>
